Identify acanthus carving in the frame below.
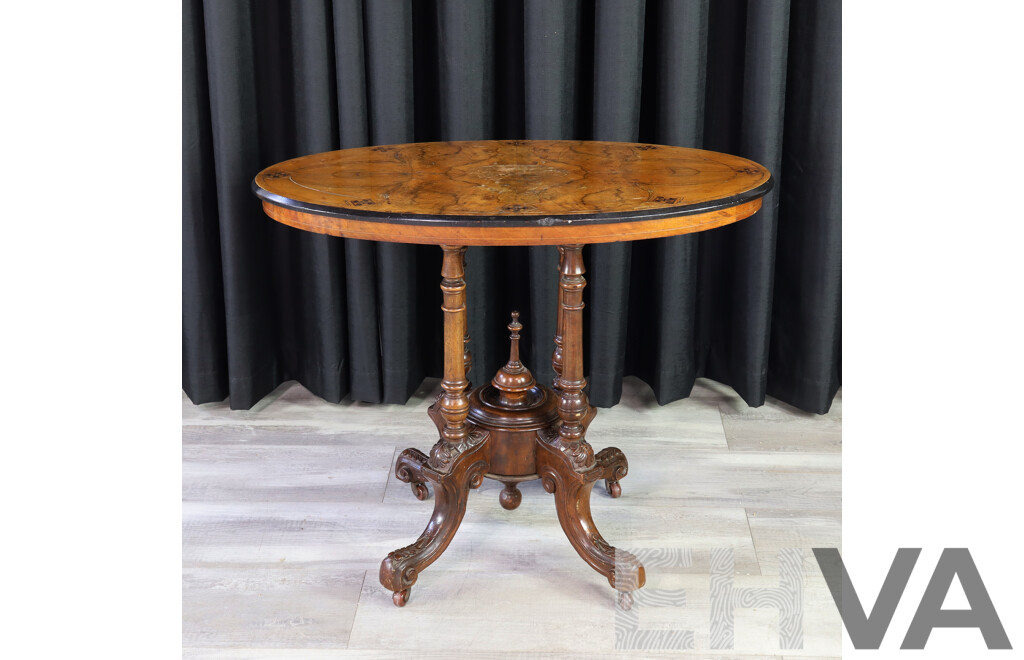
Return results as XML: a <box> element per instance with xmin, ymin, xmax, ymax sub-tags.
<box><xmin>538</xmin><ymin>425</ymin><xmax>594</xmax><ymax>472</ymax></box>
<box><xmin>428</xmin><ymin>426</ymin><xmax>488</xmax><ymax>472</ymax></box>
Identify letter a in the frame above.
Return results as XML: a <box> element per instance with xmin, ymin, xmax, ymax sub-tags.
<box><xmin>902</xmin><ymin>548</ymin><xmax>1012</xmax><ymax>649</ymax></box>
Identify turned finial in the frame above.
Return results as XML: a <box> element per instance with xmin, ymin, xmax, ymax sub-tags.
<box><xmin>492</xmin><ymin>311</ymin><xmax>535</xmax><ymax>396</ymax></box>
<box><xmin>508</xmin><ymin>311</ymin><xmax>522</xmax><ymax>366</ymax></box>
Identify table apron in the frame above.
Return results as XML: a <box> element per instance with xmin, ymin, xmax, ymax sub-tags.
<box><xmin>262</xmin><ymin>199</ymin><xmax>763</xmax><ymax>246</ymax></box>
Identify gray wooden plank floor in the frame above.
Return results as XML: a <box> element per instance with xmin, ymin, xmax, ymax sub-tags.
<box><xmin>183</xmin><ymin>376</ymin><xmax>841</xmax><ymax>658</ymax></box>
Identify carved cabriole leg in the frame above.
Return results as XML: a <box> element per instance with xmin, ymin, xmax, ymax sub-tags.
<box><xmin>380</xmin><ymin>442</ymin><xmax>489</xmax><ymax>606</ymax></box>
<box><xmin>536</xmin><ymin>441</ymin><xmax>645</xmax><ymax>595</ymax></box>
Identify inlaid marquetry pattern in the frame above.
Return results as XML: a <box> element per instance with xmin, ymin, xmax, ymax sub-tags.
<box><xmin>254</xmin><ymin>140</ymin><xmax>770</xmax><ymax>230</ymax></box>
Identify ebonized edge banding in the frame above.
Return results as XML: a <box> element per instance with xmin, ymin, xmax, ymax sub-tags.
<box><xmin>251</xmin><ymin>177</ymin><xmax>773</xmax><ymax>228</ymax></box>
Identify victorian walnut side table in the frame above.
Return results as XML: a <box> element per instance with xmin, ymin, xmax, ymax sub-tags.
<box><xmin>253</xmin><ymin>140</ymin><xmax>772</xmax><ymax>609</ymax></box>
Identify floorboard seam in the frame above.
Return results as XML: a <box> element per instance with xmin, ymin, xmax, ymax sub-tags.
<box><xmin>344</xmin><ymin>569</ymin><xmax>367</xmax><ymax>649</ymax></box>
<box><xmin>384</xmin><ymin>446</ymin><xmax>401</xmax><ymax>502</ymax></box>
<box><xmin>744</xmin><ymin>507</ymin><xmax>763</xmax><ymax>577</ymax></box>
<box><xmin>717</xmin><ymin>402</ymin><xmax>733</xmax><ymax>450</ymax></box>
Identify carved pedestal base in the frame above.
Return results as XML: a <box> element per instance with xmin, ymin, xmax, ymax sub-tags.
<box><xmin>380</xmin><ymin>244</ymin><xmax>644</xmax><ymax>607</ymax></box>
<box><xmin>380</xmin><ymin>388</ymin><xmax>644</xmax><ymax>607</ymax></box>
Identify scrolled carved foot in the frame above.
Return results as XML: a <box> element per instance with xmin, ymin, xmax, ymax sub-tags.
<box><xmin>411</xmin><ymin>482</ymin><xmax>429</xmax><ymax>500</ymax></box>
<box><xmin>499</xmin><ymin>481</ymin><xmax>522</xmax><ymax>510</ymax></box>
<box><xmin>596</xmin><ymin>446</ymin><xmax>627</xmax><ymax>499</ymax></box>
<box><xmin>394</xmin><ymin>448</ymin><xmax>431</xmax><ymax>500</ymax></box>
<box><xmin>394</xmin><ymin>448</ymin><xmax>428</xmax><ymax>483</ymax></box>
<box><xmin>393</xmin><ymin>588</ymin><xmax>410</xmax><ymax>607</ymax></box>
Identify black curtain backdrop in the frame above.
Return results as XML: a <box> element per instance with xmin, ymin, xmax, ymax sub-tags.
<box><xmin>183</xmin><ymin>0</ymin><xmax>841</xmax><ymax>414</ymax></box>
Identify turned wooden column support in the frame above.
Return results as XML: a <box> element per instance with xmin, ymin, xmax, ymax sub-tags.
<box><xmin>439</xmin><ymin>245</ymin><xmax>469</xmax><ymax>446</ymax></box>
<box><xmin>429</xmin><ymin>246</ymin><xmax>487</xmax><ymax>472</ymax></box>
<box><xmin>550</xmin><ymin>245</ymin><xmax>595</xmax><ymax>471</ymax></box>
<box><xmin>551</xmin><ymin>246</ymin><xmax>565</xmax><ymax>384</ymax></box>
<box><xmin>462</xmin><ymin>248</ymin><xmax>473</xmax><ymax>384</ymax></box>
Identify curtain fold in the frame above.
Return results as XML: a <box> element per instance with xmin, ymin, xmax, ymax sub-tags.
<box><xmin>585</xmin><ymin>0</ymin><xmax>647</xmax><ymax>406</ymax></box>
<box><xmin>183</xmin><ymin>0</ymin><xmax>228</xmax><ymax>403</ymax></box>
<box><xmin>331</xmin><ymin>0</ymin><xmax>379</xmax><ymax>403</ymax></box>
<box><xmin>183</xmin><ymin>0</ymin><xmax>842</xmax><ymax>415</ymax></box>
<box><xmin>769</xmin><ymin>0</ymin><xmax>842</xmax><ymax>412</ymax></box>
<box><xmin>437</xmin><ymin>0</ymin><xmax>503</xmax><ymax>385</ymax></box>
<box><xmin>523</xmin><ymin>0</ymin><xmax>579</xmax><ymax>391</ymax></box>
<box><xmin>200</xmin><ymin>0</ymin><xmax>279</xmax><ymax>409</ymax></box>
<box><xmin>627</xmin><ymin>0</ymin><xmax>707</xmax><ymax>403</ymax></box>
<box><xmin>702</xmin><ymin>0</ymin><xmax>792</xmax><ymax>405</ymax></box>
<box><xmin>364</xmin><ymin>0</ymin><xmax>422</xmax><ymax>403</ymax></box>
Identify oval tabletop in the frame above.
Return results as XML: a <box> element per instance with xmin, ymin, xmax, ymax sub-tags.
<box><xmin>253</xmin><ymin>140</ymin><xmax>771</xmax><ymax>246</ymax></box>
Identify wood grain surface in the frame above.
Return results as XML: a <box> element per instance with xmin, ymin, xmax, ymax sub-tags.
<box><xmin>253</xmin><ymin>140</ymin><xmax>771</xmax><ymax>245</ymax></box>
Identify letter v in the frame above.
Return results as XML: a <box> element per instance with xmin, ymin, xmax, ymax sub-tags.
<box><xmin>813</xmin><ymin>547</ymin><xmax>921</xmax><ymax>649</ymax></box>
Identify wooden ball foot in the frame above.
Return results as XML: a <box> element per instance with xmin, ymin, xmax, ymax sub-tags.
<box><xmin>606</xmin><ymin>479</ymin><xmax>621</xmax><ymax>498</ymax></box>
<box><xmin>499</xmin><ymin>482</ymin><xmax>522</xmax><ymax>510</ymax></box>
<box><xmin>393</xmin><ymin>588</ymin><xmax>410</xmax><ymax>607</ymax></box>
<box><xmin>617</xmin><ymin>591</ymin><xmax>634</xmax><ymax>610</ymax></box>
<box><xmin>411</xmin><ymin>482</ymin><xmax>429</xmax><ymax>500</ymax></box>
